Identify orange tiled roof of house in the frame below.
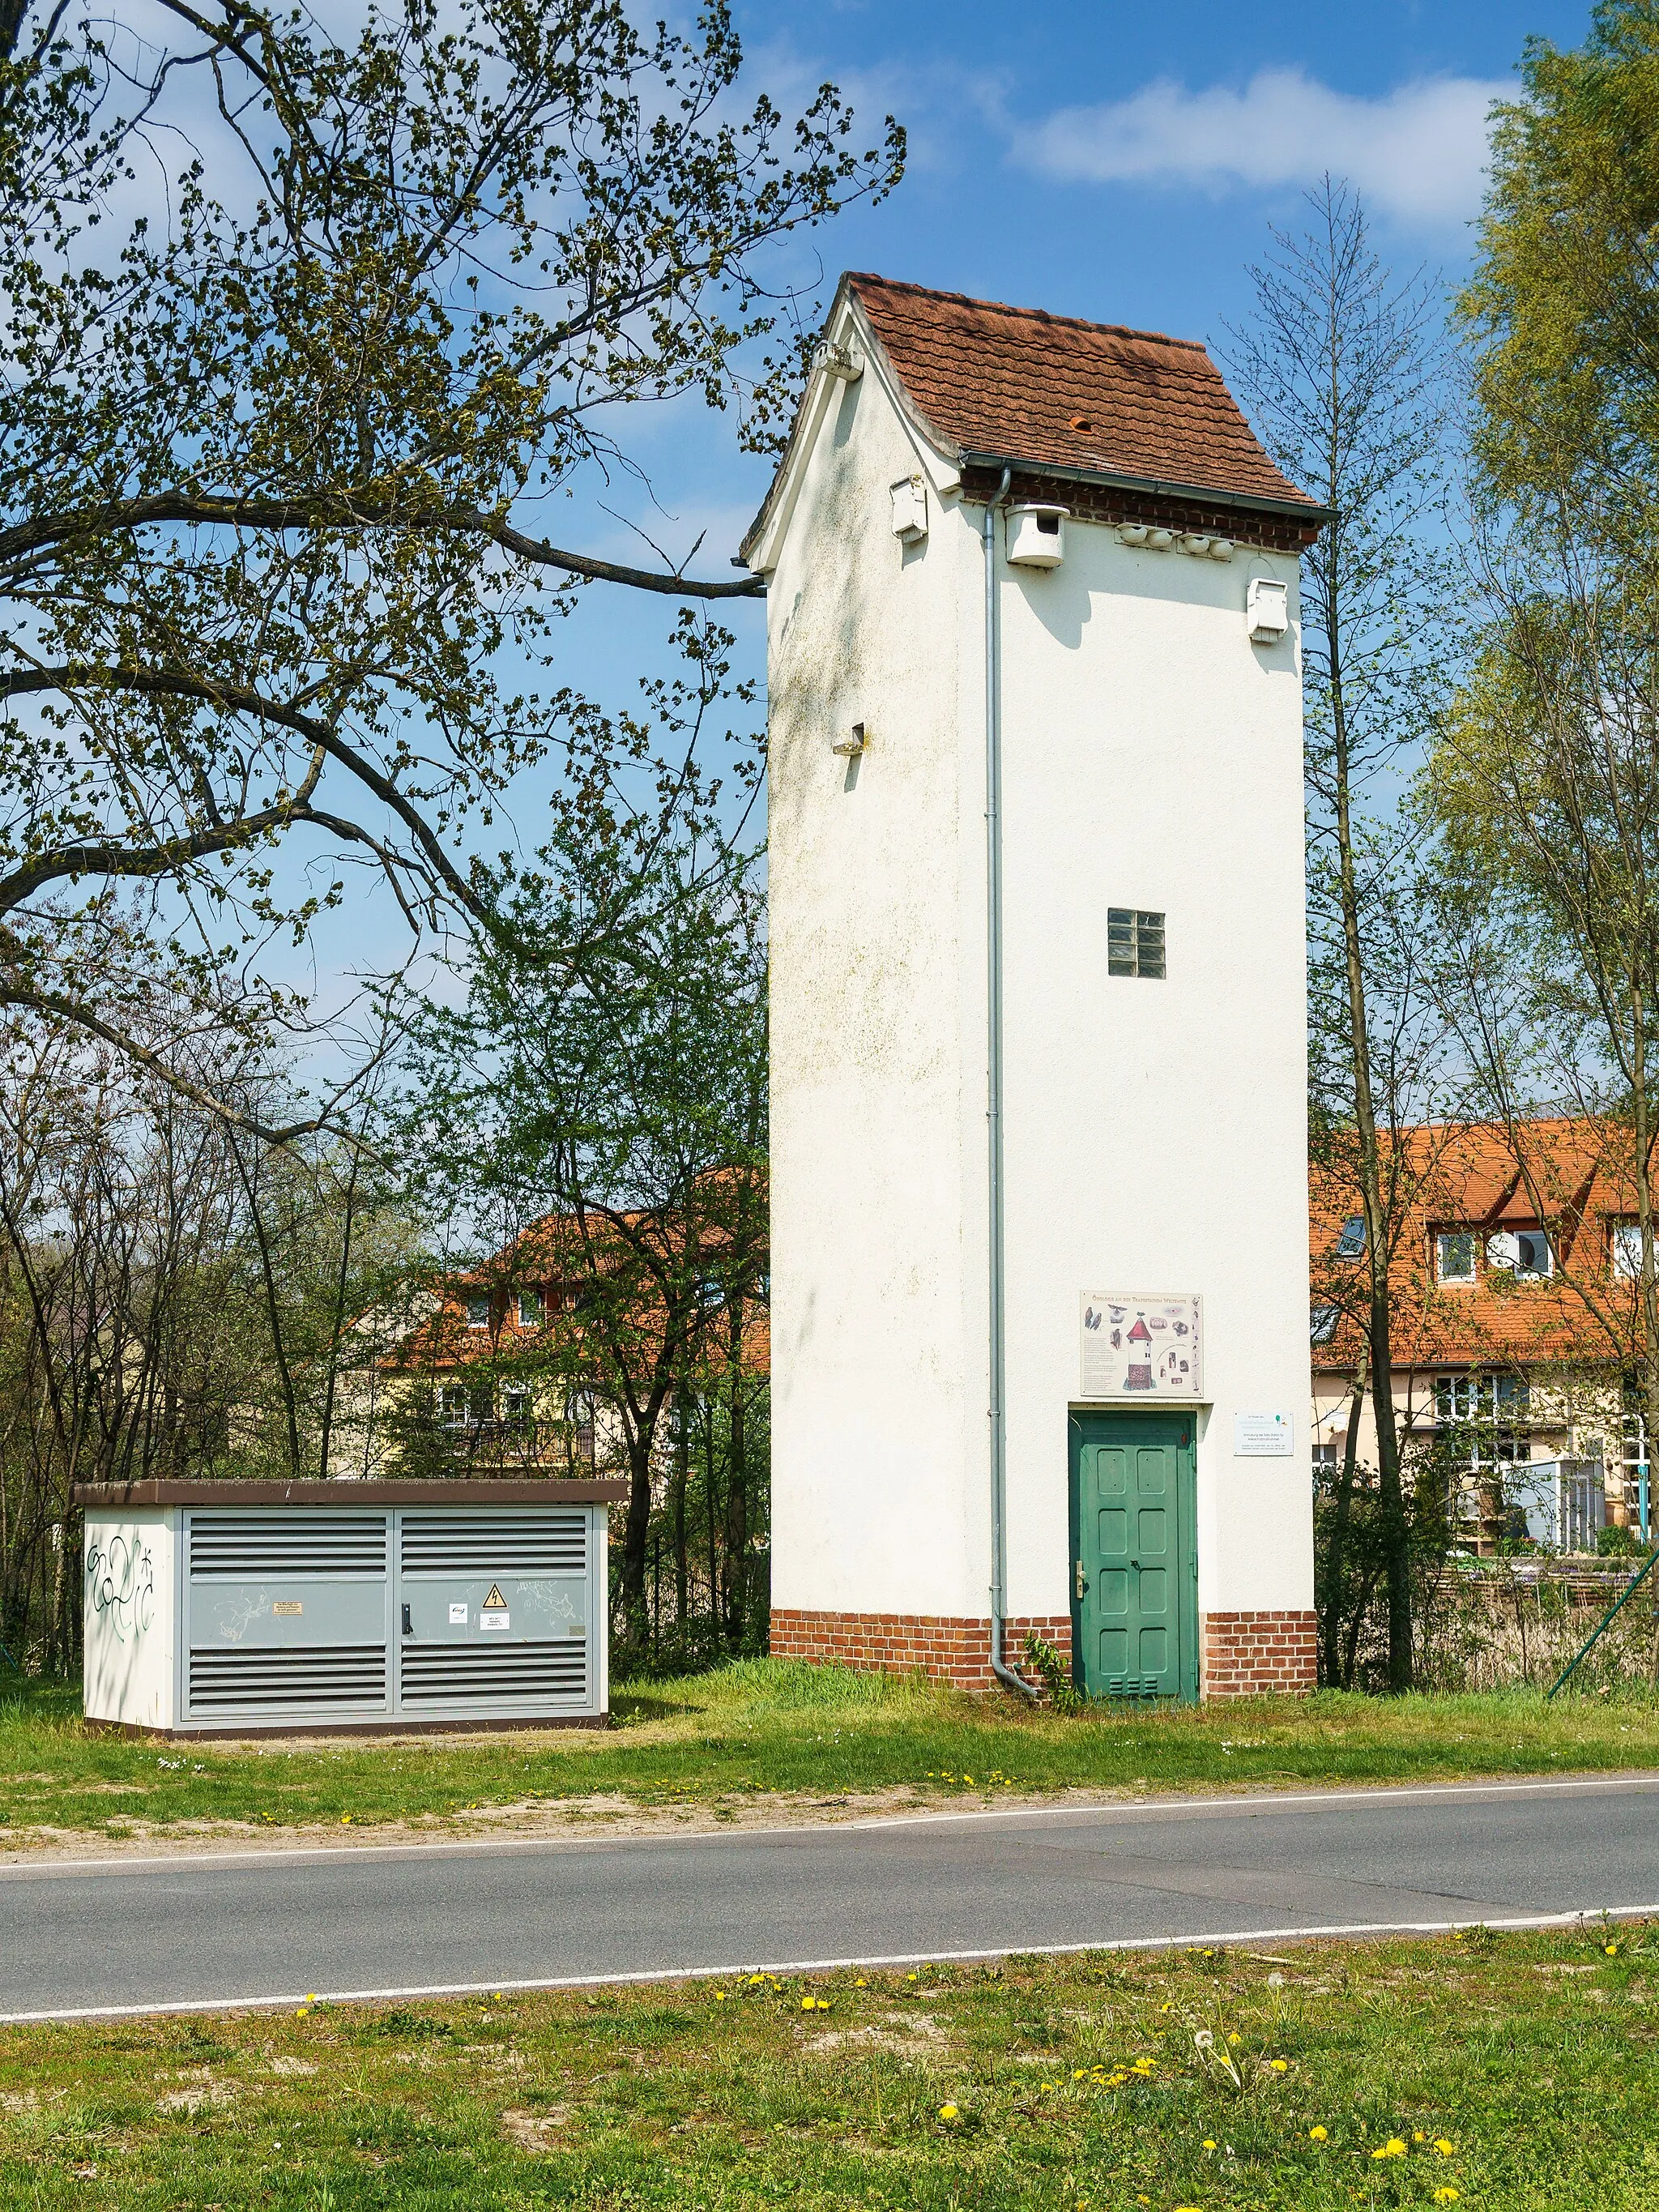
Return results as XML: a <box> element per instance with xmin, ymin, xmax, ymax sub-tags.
<box><xmin>846</xmin><ymin>273</ymin><xmax>1320</xmax><ymax>513</ymax></box>
<box><xmin>1311</xmin><ymin>1116</ymin><xmax>1644</xmax><ymax>1373</ymax></box>
<box><xmin>380</xmin><ymin>1181</ymin><xmax>770</xmax><ymax>1379</ymax></box>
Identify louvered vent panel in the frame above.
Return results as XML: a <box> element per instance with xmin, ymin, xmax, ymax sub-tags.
<box><xmin>399</xmin><ymin>1514</ymin><xmax>586</xmax><ymax>1574</ymax></box>
<box><xmin>189</xmin><ymin>1513</ymin><xmax>388</xmax><ymax>1578</ymax></box>
<box><xmin>188</xmin><ymin>1645</ymin><xmax>386</xmax><ymax>1710</ymax></box>
<box><xmin>399</xmin><ymin>1638</ymin><xmax>587</xmax><ymax>1703</ymax></box>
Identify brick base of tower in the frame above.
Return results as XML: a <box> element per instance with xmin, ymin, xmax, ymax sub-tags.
<box><xmin>768</xmin><ymin>1609</ymin><xmax>1071</xmax><ymax>1697</ymax></box>
<box><xmin>1199</xmin><ymin>1609</ymin><xmax>1318</xmax><ymax>1698</ymax></box>
<box><xmin>770</xmin><ymin>1607</ymin><xmax>1318</xmax><ymax>1700</ymax></box>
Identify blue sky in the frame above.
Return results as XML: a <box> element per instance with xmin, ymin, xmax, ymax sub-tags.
<box><xmin>298</xmin><ymin>1</ymin><xmax>1599</xmax><ymax>1018</ymax></box>
<box><xmin>557</xmin><ymin>1</ymin><xmax>1589</xmax><ymax>792</ymax></box>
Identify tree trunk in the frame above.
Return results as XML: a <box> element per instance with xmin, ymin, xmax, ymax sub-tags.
<box><xmin>620</xmin><ymin>1431</ymin><xmax>653</xmax><ymax>1654</ymax></box>
<box><xmin>672</xmin><ymin>1401</ymin><xmax>689</xmax><ymax>1634</ymax></box>
<box><xmin>724</xmin><ymin>1309</ymin><xmax>748</xmax><ymax>1650</ymax></box>
<box><xmin>1320</xmin><ymin>1353</ymin><xmax>1369</xmax><ymax>1685</ymax></box>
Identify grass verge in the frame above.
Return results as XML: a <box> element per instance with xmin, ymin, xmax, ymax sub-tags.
<box><xmin>2</xmin><ymin>1925</ymin><xmax>1656</xmax><ymax>2207</ymax></box>
<box><xmin>4</xmin><ymin>1661</ymin><xmax>1659</xmax><ymax>1840</ymax></box>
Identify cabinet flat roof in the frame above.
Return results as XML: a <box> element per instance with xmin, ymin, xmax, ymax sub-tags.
<box><xmin>72</xmin><ymin>1479</ymin><xmax>629</xmax><ymax>1507</ymax></box>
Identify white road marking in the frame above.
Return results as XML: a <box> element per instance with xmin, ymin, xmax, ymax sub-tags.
<box><xmin>3</xmin><ymin>1902</ymin><xmax>1655</xmax><ymax>2025</ymax></box>
<box><xmin>2</xmin><ymin>1768</ymin><xmax>1657</xmax><ymax>1881</ymax></box>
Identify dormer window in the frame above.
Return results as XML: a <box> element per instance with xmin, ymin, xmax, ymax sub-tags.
<box><xmin>1614</xmin><ymin>1223</ymin><xmax>1646</xmax><ymax>1279</ymax></box>
<box><xmin>1486</xmin><ymin>1228</ymin><xmax>1553</xmax><ymax>1279</ymax></box>
<box><xmin>517</xmin><ymin>1288</ymin><xmax>544</xmax><ymax>1326</ymax></box>
<box><xmin>1435</xmin><ymin>1232</ymin><xmax>1477</xmax><ymax>1284</ymax></box>
<box><xmin>1334</xmin><ymin>1216</ymin><xmax>1366</xmax><ymax>1258</ymax></box>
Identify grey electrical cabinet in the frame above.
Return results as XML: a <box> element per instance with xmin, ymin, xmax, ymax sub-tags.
<box><xmin>74</xmin><ymin>1479</ymin><xmax>627</xmax><ymax>1736</ymax></box>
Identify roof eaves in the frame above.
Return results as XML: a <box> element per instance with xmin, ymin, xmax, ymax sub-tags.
<box><xmin>959</xmin><ymin>448</ymin><xmax>1333</xmax><ymax>527</ymax></box>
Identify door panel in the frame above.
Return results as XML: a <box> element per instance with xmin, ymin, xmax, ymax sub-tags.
<box><xmin>1070</xmin><ymin>1411</ymin><xmax>1196</xmax><ymax>1701</ymax></box>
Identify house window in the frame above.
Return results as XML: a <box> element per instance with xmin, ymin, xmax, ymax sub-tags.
<box><xmin>440</xmin><ymin>1384</ymin><xmax>469</xmax><ymax>1427</ymax></box>
<box><xmin>1435</xmin><ymin>1373</ymin><xmax>1529</xmax><ymax>1424</ymax></box>
<box><xmin>517</xmin><ymin>1288</ymin><xmax>544</xmax><ymax>1326</ymax></box>
<box><xmin>503</xmin><ymin>1387</ymin><xmax>530</xmax><ymax>1425</ymax></box>
<box><xmin>1107</xmin><ymin>908</ymin><xmax>1165</xmax><ymax>979</ymax></box>
<box><xmin>465</xmin><ymin>1295</ymin><xmax>490</xmax><ymax>1329</ymax></box>
<box><xmin>1614</xmin><ymin>1223</ymin><xmax>1646</xmax><ymax>1279</ymax></box>
<box><xmin>565</xmin><ymin>1389</ymin><xmax>595</xmax><ymax>1430</ymax></box>
<box><xmin>1486</xmin><ymin>1228</ymin><xmax>1553</xmax><ymax>1278</ymax></box>
<box><xmin>1311</xmin><ymin>1440</ymin><xmax>1340</xmax><ymax>1469</ymax></box>
<box><xmin>1334</xmin><ymin>1215</ymin><xmax>1366</xmax><ymax>1258</ymax></box>
<box><xmin>1311</xmin><ymin>1303</ymin><xmax>1341</xmax><ymax>1345</ymax></box>
<box><xmin>1436</xmin><ymin>1231</ymin><xmax>1477</xmax><ymax>1284</ymax></box>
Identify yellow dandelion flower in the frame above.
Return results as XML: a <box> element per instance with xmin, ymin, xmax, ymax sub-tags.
<box><xmin>1309</xmin><ymin>2126</ymin><xmax>1328</xmax><ymax>2142</ymax></box>
<box><xmin>1073</xmin><ymin>2068</ymin><xmax>1087</xmax><ymax>2080</ymax></box>
<box><xmin>714</xmin><ymin>1992</ymin><xmax>726</xmax><ymax>2003</ymax></box>
<box><xmin>1371</xmin><ymin>2138</ymin><xmax>1408</xmax><ymax>2159</ymax></box>
<box><xmin>1414</xmin><ymin>2132</ymin><xmax>1426</xmax><ymax>2143</ymax></box>
<box><xmin>1434</xmin><ymin>2139</ymin><xmax>1455</xmax><ymax>2155</ymax></box>
<box><xmin>855</xmin><ymin>1978</ymin><xmax>868</xmax><ymax>1988</ymax></box>
<box><xmin>1606</xmin><ymin>1941</ymin><xmax>1619</xmax><ymax>1955</ymax></box>
<box><xmin>1435</xmin><ymin>2192</ymin><xmax>1460</xmax><ymax>2205</ymax></box>
<box><xmin>1269</xmin><ymin>2059</ymin><xmax>1288</xmax><ymax>2072</ymax></box>
<box><xmin>938</xmin><ymin>2103</ymin><xmax>959</xmax><ymax>2121</ymax></box>
<box><xmin>294</xmin><ymin>2008</ymin><xmax>308</xmax><ymax>2018</ymax></box>
<box><xmin>1227</xmin><ymin>2031</ymin><xmax>1241</xmax><ymax>2043</ymax></box>
<box><xmin>1202</xmin><ymin>2137</ymin><xmax>1217</xmax><ymax>2150</ymax></box>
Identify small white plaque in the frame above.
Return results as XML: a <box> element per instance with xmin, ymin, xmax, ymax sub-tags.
<box><xmin>480</xmin><ymin>1608</ymin><xmax>510</xmax><ymax>1633</ymax></box>
<box><xmin>1235</xmin><ymin>1411</ymin><xmax>1293</xmax><ymax>1457</ymax></box>
<box><xmin>449</xmin><ymin>1602</ymin><xmax>468</xmax><ymax>1625</ymax></box>
<box><xmin>1080</xmin><ymin>1292</ymin><xmax>1202</xmax><ymax>1399</ymax></box>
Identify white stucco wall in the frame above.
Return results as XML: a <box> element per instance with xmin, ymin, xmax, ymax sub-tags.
<box><xmin>762</xmin><ymin>336</ymin><xmax>1313</xmax><ymax>1642</ymax></box>
<box><xmin>83</xmin><ymin>1510</ymin><xmax>176</xmax><ymax>1729</ymax></box>
<box><xmin>996</xmin><ymin>528</ymin><xmax>1311</xmax><ymax>1622</ymax></box>
<box><xmin>766</xmin><ymin>356</ymin><xmax>989</xmax><ymax>1618</ymax></box>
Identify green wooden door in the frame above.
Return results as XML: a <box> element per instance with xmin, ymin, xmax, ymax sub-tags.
<box><xmin>1069</xmin><ymin>1409</ymin><xmax>1197</xmax><ymax>1701</ymax></box>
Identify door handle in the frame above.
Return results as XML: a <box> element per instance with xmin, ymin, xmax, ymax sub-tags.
<box><xmin>1074</xmin><ymin>1560</ymin><xmax>1087</xmax><ymax>1601</ymax></box>
<box><xmin>1130</xmin><ymin>1559</ymin><xmax>1140</xmax><ymax>1569</ymax></box>
<box><xmin>401</xmin><ymin>1603</ymin><xmax>413</xmax><ymax>1637</ymax></box>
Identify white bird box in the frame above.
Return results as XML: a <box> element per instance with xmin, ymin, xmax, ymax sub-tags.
<box><xmin>1247</xmin><ymin>576</ymin><xmax>1289</xmax><ymax>643</ymax></box>
<box><xmin>1007</xmin><ymin>504</ymin><xmax>1067</xmax><ymax>569</ymax></box>
<box><xmin>889</xmin><ymin>475</ymin><xmax>928</xmax><ymax>544</ymax></box>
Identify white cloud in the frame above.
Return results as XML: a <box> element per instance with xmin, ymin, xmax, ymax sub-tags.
<box><xmin>1021</xmin><ymin>67</ymin><xmax>1509</xmax><ymax>229</ymax></box>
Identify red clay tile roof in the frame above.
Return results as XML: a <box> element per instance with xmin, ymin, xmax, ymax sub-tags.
<box><xmin>1311</xmin><ymin>1117</ymin><xmax>1644</xmax><ymax>1373</ymax></box>
<box><xmin>847</xmin><ymin>273</ymin><xmax>1319</xmax><ymax>513</ymax></box>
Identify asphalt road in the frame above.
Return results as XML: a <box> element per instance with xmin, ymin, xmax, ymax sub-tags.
<box><xmin>5</xmin><ymin>1774</ymin><xmax>1659</xmax><ymax>2022</ymax></box>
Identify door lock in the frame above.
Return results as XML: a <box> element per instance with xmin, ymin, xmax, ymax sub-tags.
<box><xmin>1074</xmin><ymin>1560</ymin><xmax>1087</xmax><ymax>1601</ymax></box>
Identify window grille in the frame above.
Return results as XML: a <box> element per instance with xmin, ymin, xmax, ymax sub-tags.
<box><xmin>1107</xmin><ymin>908</ymin><xmax>1165</xmax><ymax>978</ymax></box>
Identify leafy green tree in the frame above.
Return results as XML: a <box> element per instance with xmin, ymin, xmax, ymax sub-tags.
<box><xmin>403</xmin><ymin>821</ymin><xmax>767</xmax><ymax>1659</ymax></box>
<box><xmin>1228</xmin><ymin>178</ymin><xmax>1461</xmax><ymax>1689</ymax></box>
<box><xmin>1432</xmin><ymin>1</ymin><xmax>1659</xmax><ymax>1486</ymax></box>
<box><xmin>0</xmin><ymin>2</ymin><xmax>900</xmax><ymax>1128</ymax></box>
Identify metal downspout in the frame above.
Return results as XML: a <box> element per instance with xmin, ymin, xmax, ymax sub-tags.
<box><xmin>983</xmin><ymin>465</ymin><xmax>1038</xmax><ymax>1703</ymax></box>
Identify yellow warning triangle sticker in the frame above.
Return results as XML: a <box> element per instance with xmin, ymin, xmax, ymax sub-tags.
<box><xmin>482</xmin><ymin>1583</ymin><xmax>506</xmax><ymax>1612</ymax></box>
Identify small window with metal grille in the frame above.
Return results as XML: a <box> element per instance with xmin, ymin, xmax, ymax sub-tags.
<box><xmin>1107</xmin><ymin>908</ymin><xmax>1165</xmax><ymax>978</ymax></box>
